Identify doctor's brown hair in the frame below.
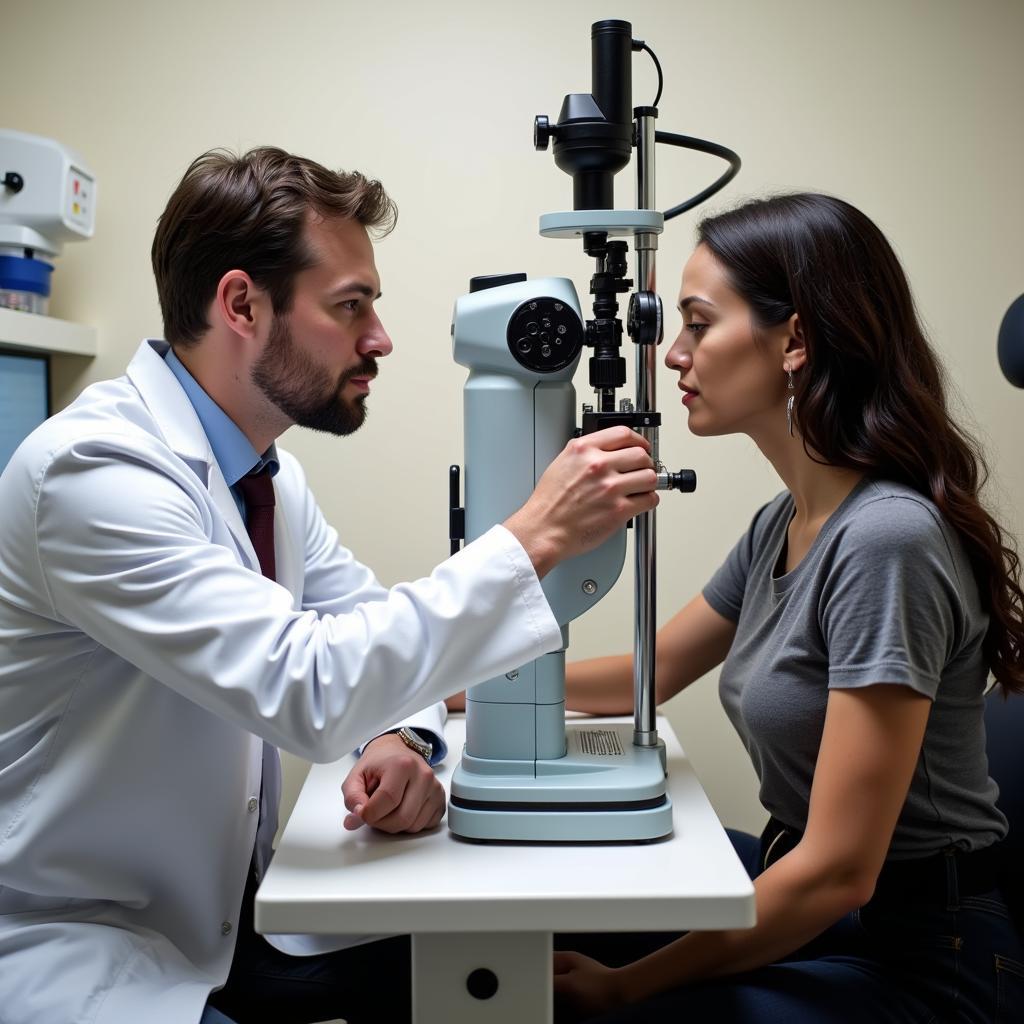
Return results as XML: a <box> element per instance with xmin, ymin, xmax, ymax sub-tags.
<box><xmin>697</xmin><ymin>193</ymin><xmax>1024</xmax><ymax>696</ymax></box>
<box><xmin>151</xmin><ymin>147</ymin><xmax>397</xmax><ymax>348</ymax></box>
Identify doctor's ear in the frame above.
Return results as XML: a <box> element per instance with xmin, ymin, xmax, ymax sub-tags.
<box><xmin>214</xmin><ymin>270</ymin><xmax>269</xmax><ymax>340</ymax></box>
<box><xmin>782</xmin><ymin>313</ymin><xmax>807</xmax><ymax>374</ymax></box>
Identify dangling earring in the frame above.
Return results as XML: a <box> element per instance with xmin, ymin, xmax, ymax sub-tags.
<box><xmin>785</xmin><ymin>366</ymin><xmax>795</xmax><ymax>437</ymax></box>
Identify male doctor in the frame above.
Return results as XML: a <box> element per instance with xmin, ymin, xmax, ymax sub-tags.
<box><xmin>0</xmin><ymin>147</ymin><xmax>658</xmax><ymax>1024</ymax></box>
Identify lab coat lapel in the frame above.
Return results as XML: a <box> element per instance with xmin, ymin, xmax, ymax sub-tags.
<box><xmin>125</xmin><ymin>339</ymin><xmax>260</xmax><ymax>575</ymax></box>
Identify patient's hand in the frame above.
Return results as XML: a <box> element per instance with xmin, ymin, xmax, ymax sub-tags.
<box><xmin>341</xmin><ymin>734</ymin><xmax>446</xmax><ymax>834</ymax></box>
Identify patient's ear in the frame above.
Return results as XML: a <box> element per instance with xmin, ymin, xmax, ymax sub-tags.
<box><xmin>782</xmin><ymin>313</ymin><xmax>806</xmax><ymax>373</ymax></box>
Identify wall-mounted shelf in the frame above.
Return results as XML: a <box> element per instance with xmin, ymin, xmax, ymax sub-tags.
<box><xmin>0</xmin><ymin>307</ymin><xmax>96</xmax><ymax>357</ymax></box>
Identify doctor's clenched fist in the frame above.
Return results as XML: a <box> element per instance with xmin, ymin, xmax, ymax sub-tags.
<box><xmin>503</xmin><ymin>426</ymin><xmax>658</xmax><ymax>579</ymax></box>
<box><xmin>341</xmin><ymin>733</ymin><xmax>445</xmax><ymax>834</ymax></box>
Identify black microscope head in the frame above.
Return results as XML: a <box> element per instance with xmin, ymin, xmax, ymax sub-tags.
<box><xmin>534</xmin><ymin>20</ymin><xmax>634</xmax><ymax>212</ymax></box>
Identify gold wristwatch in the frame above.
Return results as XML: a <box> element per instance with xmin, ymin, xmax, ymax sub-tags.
<box><xmin>394</xmin><ymin>726</ymin><xmax>433</xmax><ymax>762</ymax></box>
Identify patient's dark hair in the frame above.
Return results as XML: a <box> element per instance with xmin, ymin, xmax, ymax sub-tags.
<box><xmin>698</xmin><ymin>193</ymin><xmax>1023</xmax><ymax>695</ymax></box>
<box><xmin>152</xmin><ymin>147</ymin><xmax>397</xmax><ymax>348</ymax></box>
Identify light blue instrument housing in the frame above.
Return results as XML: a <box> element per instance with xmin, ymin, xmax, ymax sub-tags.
<box><xmin>449</xmin><ymin>276</ymin><xmax>671</xmax><ymax>841</ymax></box>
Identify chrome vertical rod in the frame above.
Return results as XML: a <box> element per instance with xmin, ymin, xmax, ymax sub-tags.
<box><xmin>633</xmin><ymin>110</ymin><xmax>659</xmax><ymax>747</ymax></box>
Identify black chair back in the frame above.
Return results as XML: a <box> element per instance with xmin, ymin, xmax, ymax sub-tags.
<box><xmin>984</xmin><ymin>689</ymin><xmax>1024</xmax><ymax>929</ymax></box>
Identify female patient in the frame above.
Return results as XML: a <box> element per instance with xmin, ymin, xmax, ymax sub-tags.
<box><xmin>554</xmin><ymin>193</ymin><xmax>1024</xmax><ymax>1023</ymax></box>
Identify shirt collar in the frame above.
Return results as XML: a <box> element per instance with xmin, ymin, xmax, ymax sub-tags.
<box><xmin>163</xmin><ymin>347</ymin><xmax>279</xmax><ymax>484</ymax></box>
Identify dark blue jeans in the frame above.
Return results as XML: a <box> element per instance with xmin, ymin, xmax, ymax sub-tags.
<box><xmin>559</xmin><ymin>830</ymin><xmax>1024</xmax><ymax>1024</ymax></box>
<box><xmin>203</xmin><ymin>866</ymin><xmax>410</xmax><ymax>1024</ymax></box>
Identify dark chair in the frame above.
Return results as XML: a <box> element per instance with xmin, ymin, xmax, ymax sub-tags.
<box><xmin>984</xmin><ymin>688</ymin><xmax>1024</xmax><ymax>928</ymax></box>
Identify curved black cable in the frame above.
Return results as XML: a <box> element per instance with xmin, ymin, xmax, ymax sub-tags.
<box><xmin>656</xmin><ymin>131</ymin><xmax>742</xmax><ymax>220</ymax></box>
<box><xmin>635</xmin><ymin>41</ymin><xmax>663</xmax><ymax>108</ymax></box>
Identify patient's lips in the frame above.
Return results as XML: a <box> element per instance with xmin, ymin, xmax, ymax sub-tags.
<box><xmin>678</xmin><ymin>381</ymin><xmax>700</xmax><ymax>405</ymax></box>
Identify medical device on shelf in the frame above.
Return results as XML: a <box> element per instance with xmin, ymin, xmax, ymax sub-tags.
<box><xmin>0</xmin><ymin>129</ymin><xmax>96</xmax><ymax>314</ymax></box>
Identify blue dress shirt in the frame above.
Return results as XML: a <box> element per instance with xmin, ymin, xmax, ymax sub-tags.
<box><xmin>164</xmin><ymin>348</ymin><xmax>278</xmax><ymax>515</ymax></box>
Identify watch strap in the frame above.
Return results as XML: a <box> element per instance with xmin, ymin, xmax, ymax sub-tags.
<box><xmin>395</xmin><ymin>726</ymin><xmax>433</xmax><ymax>761</ymax></box>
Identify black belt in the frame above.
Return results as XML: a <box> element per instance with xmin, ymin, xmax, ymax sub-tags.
<box><xmin>760</xmin><ymin>816</ymin><xmax>1004</xmax><ymax>904</ymax></box>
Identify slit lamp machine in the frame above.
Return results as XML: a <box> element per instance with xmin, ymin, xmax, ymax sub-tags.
<box><xmin>447</xmin><ymin>19</ymin><xmax>740</xmax><ymax>842</ymax></box>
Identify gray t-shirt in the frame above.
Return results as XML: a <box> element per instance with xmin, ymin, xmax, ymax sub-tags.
<box><xmin>704</xmin><ymin>477</ymin><xmax>1007</xmax><ymax>858</ymax></box>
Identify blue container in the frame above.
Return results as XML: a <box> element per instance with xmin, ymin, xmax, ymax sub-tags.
<box><xmin>0</xmin><ymin>254</ymin><xmax>54</xmax><ymax>297</ymax></box>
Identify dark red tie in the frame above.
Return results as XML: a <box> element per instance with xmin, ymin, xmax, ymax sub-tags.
<box><xmin>236</xmin><ymin>471</ymin><xmax>276</xmax><ymax>581</ymax></box>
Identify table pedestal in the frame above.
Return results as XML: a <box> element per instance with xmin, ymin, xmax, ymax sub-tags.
<box><xmin>412</xmin><ymin>931</ymin><xmax>553</xmax><ymax>1024</ymax></box>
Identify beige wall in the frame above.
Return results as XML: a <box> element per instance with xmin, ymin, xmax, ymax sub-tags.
<box><xmin>3</xmin><ymin>0</ymin><xmax>1022</xmax><ymax>836</ymax></box>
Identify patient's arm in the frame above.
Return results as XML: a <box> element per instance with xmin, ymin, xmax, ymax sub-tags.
<box><xmin>566</xmin><ymin>594</ymin><xmax>737</xmax><ymax>715</ymax></box>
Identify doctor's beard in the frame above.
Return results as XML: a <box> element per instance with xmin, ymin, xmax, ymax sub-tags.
<box><xmin>251</xmin><ymin>314</ymin><xmax>376</xmax><ymax>437</ymax></box>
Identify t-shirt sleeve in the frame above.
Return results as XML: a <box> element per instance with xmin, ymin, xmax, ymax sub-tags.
<box><xmin>703</xmin><ymin>500</ymin><xmax>775</xmax><ymax>622</ymax></box>
<box><xmin>820</xmin><ymin>496</ymin><xmax>967</xmax><ymax>699</ymax></box>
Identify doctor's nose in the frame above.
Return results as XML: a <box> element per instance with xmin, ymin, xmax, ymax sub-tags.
<box><xmin>359</xmin><ymin>314</ymin><xmax>393</xmax><ymax>359</ymax></box>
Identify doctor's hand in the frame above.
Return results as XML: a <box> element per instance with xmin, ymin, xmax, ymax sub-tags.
<box><xmin>341</xmin><ymin>734</ymin><xmax>445</xmax><ymax>834</ymax></box>
<box><xmin>553</xmin><ymin>951</ymin><xmax>630</xmax><ymax>1017</ymax></box>
<box><xmin>504</xmin><ymin>426</ymin><xmax>658</xmax><ymax>579</ymax></box>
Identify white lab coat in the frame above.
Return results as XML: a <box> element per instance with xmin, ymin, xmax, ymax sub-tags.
<box><xmin>0</xmin><ymin>339</ymin><xmax>561</xmax><ymax>1024</ymax></box>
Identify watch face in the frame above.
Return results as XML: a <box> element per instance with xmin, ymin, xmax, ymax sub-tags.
<box><xmin>400</xmin><ymin>728</ymin><xmax>432</xmax><ymax>759</ymax></box>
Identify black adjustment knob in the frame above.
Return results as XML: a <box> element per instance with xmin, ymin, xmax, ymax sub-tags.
<box><xmin>628</xmin><ymin>291</ymin><xmax>664</xmax><ymax>346</ymax></box>
<box><xmin>534</xmin><ymin>115</ymin><xmax>554</xmax><ymax>151</ymax></box>
<box><xmin>589</xmin><ymin>355</ymin><xmax>627</xmax><ymax>390</ymax></box>
<box><xmin>466</xmin><ymin>968</ymin><xmax>499</xmax><ymax>1000</ymax></box>
<box><xmin>667</xmin><ymin>470</ymin><xmax>697</xmax><ymax>493</ymax></box>
<box><xmin>3</xmin><ymin>172</ymin><xmax>24</xmax><ymax>194</ymax></box>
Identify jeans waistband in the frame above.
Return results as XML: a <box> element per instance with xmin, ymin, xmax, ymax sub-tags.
<box><xmin>759</xmin><ymin>816</ymin><xmax>1003</xmax><ymax>903</ymax></box>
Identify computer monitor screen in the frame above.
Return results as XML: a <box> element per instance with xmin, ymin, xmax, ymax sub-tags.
<box><xmin>0</xmin><ymin>351</ymin><xmax>50</xmax><ymax>471</ymax></box>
